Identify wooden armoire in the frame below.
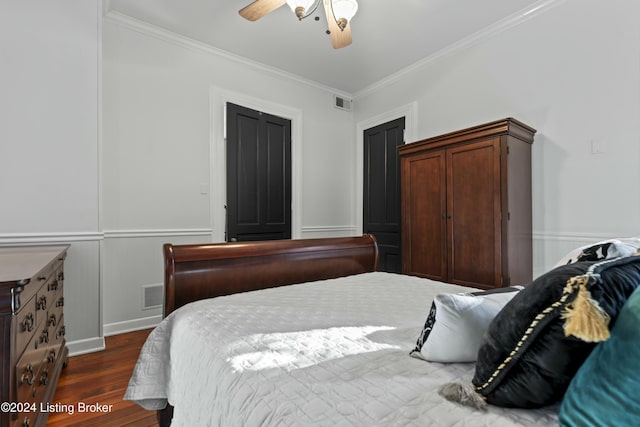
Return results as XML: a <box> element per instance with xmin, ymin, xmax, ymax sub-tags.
<box><xmin>399</xmin><ymin>118</ymin><xmax>536</xmax><ymax>289</ymax></box>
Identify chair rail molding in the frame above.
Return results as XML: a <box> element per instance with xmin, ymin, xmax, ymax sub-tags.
<box><xmin>0</xmin><ymin>231</ymin><xmax>104</xmax><ymax>245</ymax></box>
<box><xmin>103</xmin><ymin>228</ymin><xmax>213</xmax><ymax>239</ymax></box>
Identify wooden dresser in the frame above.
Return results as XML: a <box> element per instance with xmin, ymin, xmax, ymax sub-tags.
<box><xmin>399</xmin><ymin>118</ymin><xmax>536</xmax><ymax>289</ymax></box>
<box><xmin>0</xmin><ymin>246</ymin><xmax>69</xmax><ymax>427</ymax></box>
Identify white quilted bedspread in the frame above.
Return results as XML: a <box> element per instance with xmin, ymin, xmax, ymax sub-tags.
<box><xmin>124</xmin><ymin>272</ymin><xmax>558</xmax><ymax>426</ymax></box>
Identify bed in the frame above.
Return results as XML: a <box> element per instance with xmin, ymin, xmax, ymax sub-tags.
<box><xmin>124</xmin><ymin>235</ymin><xmax>582</xmax><ymax>426</ymax></box>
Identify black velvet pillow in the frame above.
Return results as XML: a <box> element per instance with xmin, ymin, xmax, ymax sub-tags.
<box><xmin>472</xmin><ymin>255</ymin><xmax>640</xmax><ymax>408</ymax></box>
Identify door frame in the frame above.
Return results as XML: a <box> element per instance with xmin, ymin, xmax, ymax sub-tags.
<box><xmin>209</xmin><ymin>87</ymin><xmax>303</xmax><ymax>242</ymax></box>
<box><xmin>355</xmin><ymin>102</ymin><xmax>418</xmax><ymax>235</ymax></box>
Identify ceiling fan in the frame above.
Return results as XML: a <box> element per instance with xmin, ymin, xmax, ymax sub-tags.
<box><xmin>239</xmin><ymin>0</ymin><xmax>359</xmax><ymax>49</ymax></box>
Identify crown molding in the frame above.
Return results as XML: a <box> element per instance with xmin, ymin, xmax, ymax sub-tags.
<box><xmin>354</xmin><ymin>0</ymin><xmax>567</xmax><ymax>99</ymax></box>
<box><xmin>103</xmin><ymin>10</ymin><xmax>353</xmax><ymax>99</ymax></box>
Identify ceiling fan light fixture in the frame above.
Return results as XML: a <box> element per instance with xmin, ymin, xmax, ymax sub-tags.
<box><xmin>331</xmin><ymin>0</ymin><xmax>358</xmax><ymax>29</ymax></box>
<box><xmin>286</xmin><ymin>0</ymin><xmax>317</xmax><ymax>20</ymax></box>
<box><xmin>239</xmin><ymin>0</ymin><xmax>354</xmax><ymax>48</ymax></box>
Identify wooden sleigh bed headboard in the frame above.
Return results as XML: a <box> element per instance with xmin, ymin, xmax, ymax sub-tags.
<box><xmin>162</xmin><ymin>234</ymin><xmax>380</xmax><ymax>317</ymax></box>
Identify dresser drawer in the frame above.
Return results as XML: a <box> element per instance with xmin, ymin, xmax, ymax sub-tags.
<box><xmin>14</xmin><ymin>266</ymin><xmax>61</xmax><ymax>359</ymax></box>
<box><xmin>11</xmin><ymin>387</ymin><xmax>43</xmax><ymax>427</ymax></box>
<box><xmin>12</xmin><ymin>412</ymin><xmax>36</xmax><ymax>427</ymax></box>
<box><xmin>34</xmin><ymin>289</ymin><xmax>52</xmax><ymax>329</ymax></box>
<box><xmin>14</xmin><ymin>339</ymin><xmax>62</xmax><ymax>427</ymax></box>
<box><xmin>51</xmin><ymin>314</ymin><xmax>66</xmax><ymax>349</ymax></box>
<box><xmin>14</xmin><ymin>296</ymin><xmax>38</xmax><ymax>359</ymax></box>
<box><xmin>47</xmin><ymin>281</ymin><xmax>64</xmax><ymax>320</ymax></box>
<box><xmin>16</xmin><ymin>336</ymin><xmax>45</xmax><ymax>404</ymax></box>
<box><xmin>51</xmin><ymin>292</ymin><xmax>65</xmax><ymax>317</ymax></box>
<box><xmin>42</xmin><ymin>269</ymin><xmax>62</xmax><ymax>307</ymax></box>
<box><xmin>33</xmin><ymin>321</ymin><xmax>52</xmax><ymax>353</ymax></box>
<box><xmin>18</xmin><ymin>263</ymin><xmax>56</xmax><ymax>313</ymax></box>
<box><xmin>8</xmin><ymin>392</ymin><xmax>39</xmax><ymax>427</ymax></box>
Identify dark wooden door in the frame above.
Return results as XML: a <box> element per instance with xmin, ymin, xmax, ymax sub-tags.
<box><xmin>363</xmin><ymin>117</ymin><xmax>404</xmax><ymax>272</ymax></box>
<box><xmin>447</xmin><ymin>138</ymin><xmax>501</xmax><ymax>287</ymax></box>
<box><xmin>226</xmin><ymin>103</ymin><xmax>292</xmax><ymax>242</ymax></box>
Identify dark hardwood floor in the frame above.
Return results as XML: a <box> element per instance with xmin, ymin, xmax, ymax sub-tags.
<box><xmin>47</xmin><ymin>329</ymin><xmax>157</xmax><ymax>427</ymax></box>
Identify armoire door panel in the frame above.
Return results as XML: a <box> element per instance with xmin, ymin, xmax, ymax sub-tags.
<box><xmin>446</xmin><ymin>139</ymin><xmax>502</xmax><ymax>287</ymax></box>
<box><xmin>402</xmin><ymin>151</ymin><xmax>447</xmax><ymax>280</ymax></box>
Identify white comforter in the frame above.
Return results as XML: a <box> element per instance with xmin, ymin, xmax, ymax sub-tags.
<box><xmin>124</xmin><ymin>272</ymin><xmax>558</xmax><ymax>426</ymax></box>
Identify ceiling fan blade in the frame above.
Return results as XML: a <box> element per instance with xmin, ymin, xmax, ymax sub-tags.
<box><xmin>323</xmin><ymin>0</ymin><xmax>352</xmax><ymax>49</ymax></box>
<box><xmin>239</xmin><ymin>0</ymin><xmax>287</xmax><ymax>21</ymax></box>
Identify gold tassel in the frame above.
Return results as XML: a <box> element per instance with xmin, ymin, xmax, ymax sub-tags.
<box><xmin>561</xmin><ymin>277</ymin><xmax>610</xmax><ymax>342</ymax></box>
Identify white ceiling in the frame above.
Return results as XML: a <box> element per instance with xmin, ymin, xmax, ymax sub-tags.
<box><xmin>106</xmin><ymin>0</ymin><xmax>543</xmax><ymax>94</ymax></box>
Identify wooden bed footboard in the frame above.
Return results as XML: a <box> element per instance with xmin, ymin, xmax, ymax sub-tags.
<box><xmin>162</xmin><ymin>234</ymin><xmax>380</xmax><ymax>317</ymax></box>
<box><xmin>157</xmin><ymin>235</ymin><xmax>379</xmax><ymax>426</ymax></box>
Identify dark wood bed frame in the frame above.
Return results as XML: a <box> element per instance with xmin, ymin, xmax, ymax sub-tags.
<box><xmin>157</xmin><ymin>235</ymin><xmax>380</xmax><ymax>426</ymax></box>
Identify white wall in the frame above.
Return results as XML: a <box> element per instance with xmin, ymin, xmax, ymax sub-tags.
<box><xmin>0</xmin><ymin>1</ymin><xmax>103</xmax><ymax>354</ymax></box>
<box><xmin>101</xmin><ymin>15</ymin><xmax>356</xmax><ymax>330</ymax></box>
<box><xmin>354</xmin><ymin>0</ymin><xmax>640</xmax><ymax>277</ymax></box>
<box><xmin>3</xmin><ymin>0</ymin><xmax>639</xmax><ymax>350</ymax></box>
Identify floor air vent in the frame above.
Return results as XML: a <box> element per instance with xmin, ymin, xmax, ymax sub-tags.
<box><xmin>142</xmin><ymin>284</ymin><xmax>164</xmax><ymax>310</ymax></box>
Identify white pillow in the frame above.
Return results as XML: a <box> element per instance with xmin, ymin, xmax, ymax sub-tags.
<box><xmin>411</xmin><ymin>287</ymin><xmax>522</xmax><ymax>363</ymax></box>
<box><xmin>554</xmin><ymin>238</ymin><xmax>640</xmax><ymax>268</ymax></box>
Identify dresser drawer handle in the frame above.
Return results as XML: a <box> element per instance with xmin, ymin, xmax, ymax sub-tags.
<box><xmin>40</xmin><ymin>368</ymin><xmax>49</xmax><ymax>386</ymax></box>
<box><xmin>48</xmin><ymin>349</ymin><xmax>57</xmax><ymax>363</ymax></box>
<box><xmin>20</xmin><ymin>364</ymin><xmax>34</xmax><ymax>385</ymax></box>
<box><xmin>40</xmin><ymin>329</ymin><xmax>49</xmax><ymax>344</ymax></box>
<box><xmin>22</xmin><ymin>417</ymin><xmax>31</xmax><ymax>426</ymax></box>
<box><xmin>36</xmin><ymin>295</ymin><xmax>47</xmax><ymax>311</ymax></box>
<box><xmin>57</xmin><ymin>326</ymin><xmax>66</xmax><ymax>339</ymax></box>
<box><xmin>48</xmin><ymin>314</ymin><xmax>57</xmax><ymax>327</ymax></box>
<box><xmin>22</xmin><ymin>313</ymin><xmax>35</xmax><ymax>332</ymax></box>
<box><xmin>48</xmin><ymin>280</ymin><xmax>58</xmax><ymax>292</ymax></box>
<box><xmin>56</xmin><ymin>297</ymin><xmax>64</xmax><ymax>308</ymax></box>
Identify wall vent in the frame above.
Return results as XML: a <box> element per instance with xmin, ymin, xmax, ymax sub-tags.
<box><xmin>334</xmin><ymin>95</ymin><xmax>352</xmax><ymax>111</ymax></box>
<box><xmin>142</xmin><ymin>284</ymin><xmax>164</xmax><ymax>310</ymax></box>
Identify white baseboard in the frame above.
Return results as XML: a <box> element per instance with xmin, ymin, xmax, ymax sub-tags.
<box><xmin>65</xmin><ymin>315</ymin><xmax>161</xmax><ymax>357</ymax></box>
<box><xmin>103</xmin><ymin>315</ymin><xmax>162</xmax><ymax>337</ymax></box>
<box><xmin>67</xmin><ymin>336</ymin><xmax>106</xmax><ymax>357</ymax></box>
